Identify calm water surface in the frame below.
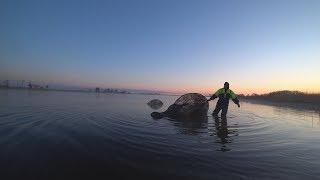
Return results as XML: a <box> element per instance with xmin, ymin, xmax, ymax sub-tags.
<box><xmin>1</xmin><ymin>90</ymin><xmax>320</xmax><ymax>179</ymax></box>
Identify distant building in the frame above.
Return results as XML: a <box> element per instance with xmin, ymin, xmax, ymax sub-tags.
<box><xmin>95</xmin><ymin>87</ymin><xmax>100</xmax><ymax>93</ymax></box>
<box><xmin>28</xmin><ymin>82</ymin><xmax>42</xmax><ymax>89</ymax></box>
<box><xmin>1</xmin><ymin>80</ymin><xmax>9</xmax><ymax>88</ymax></box>
<box><xmin>102</xmin><ymin>88</ymin><xmax>129</xmax><ymax>94</ymax></box>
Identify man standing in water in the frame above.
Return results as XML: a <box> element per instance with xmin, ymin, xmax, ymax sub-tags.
<box><xmin>207</xmin><ymin>82</ymin><xmax>240</xmax><ymax>119</ymax></box>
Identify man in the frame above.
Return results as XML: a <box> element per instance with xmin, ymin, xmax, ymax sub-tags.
<box><xmin>207</xmin><ymin>82</ymin><xmax>240</xmax><ymax>119</ymax></box>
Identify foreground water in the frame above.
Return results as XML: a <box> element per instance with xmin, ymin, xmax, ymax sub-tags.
<box><xmin>0</xmin><ymin>90</ymin><xmax>320</xmax><ymax>179</ymax></box>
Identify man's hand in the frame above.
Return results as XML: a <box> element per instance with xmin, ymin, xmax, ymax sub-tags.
<box><xmin>237</xmin><ymin>103</ymin><xmax>240</xmax><ymax>108</ymax></box>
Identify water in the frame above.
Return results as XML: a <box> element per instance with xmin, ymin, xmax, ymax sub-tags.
<box><xmin>1</xmin><ymin>90</ymin><xmax>320</xmax><ymax>179</ymax></box>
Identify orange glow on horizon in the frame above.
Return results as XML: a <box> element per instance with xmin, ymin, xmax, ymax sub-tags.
<box><xmin>151</xmin><ymin>84</ymin><xmax>320</xmax><ymax>95</ymax></box>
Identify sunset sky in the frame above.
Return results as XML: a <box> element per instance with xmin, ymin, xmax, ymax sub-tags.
<box><xmin>1</xmin><ymin>0</ymin><xmax>320</xmax><ymax>94</ymax></box>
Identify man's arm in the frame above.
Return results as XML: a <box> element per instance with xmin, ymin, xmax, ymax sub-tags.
<box><xmin>232</xmin><ymin>98</ymin><xmax>240</xmax><ymax>107</ymax></box>
<box><xmin>207</xmin><ymin>88</ymin><xmax>222</xmax><ymax>101</ymax></box>
<box><xmin>207</xmin><ymin>94</ymin><xmax>217</xmax><ymax>101</ymax></box>
<box><xmin>230</xmin><ymin>90</ymin><xmax>240</xmax><ymax>107</ymax></box>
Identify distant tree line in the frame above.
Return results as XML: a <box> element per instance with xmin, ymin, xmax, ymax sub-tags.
<box><xmin>239</xmin><ymin>90</ymin><xmax>320</xmax><ymax>105</ymax></box>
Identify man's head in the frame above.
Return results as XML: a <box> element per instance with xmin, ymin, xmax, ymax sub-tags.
<box><xmin>224</xmin><ymin>82</ymin><xmax>229</xmax><ymax>90</ymax></box>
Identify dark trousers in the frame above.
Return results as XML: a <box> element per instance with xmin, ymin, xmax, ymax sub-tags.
<box><xmin>212</xmin><ymin>102</ymin><xmax>228</xmax><ymax>119</ymax></box>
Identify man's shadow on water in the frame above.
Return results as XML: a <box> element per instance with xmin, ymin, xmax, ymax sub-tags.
<box><xmin>158</xmin><ymin>115</ymin><xmax>237</xmax><ymax>152</ymax></box>
<box><xmin>213</xmin><ymin>116</ymin><xmax>233</xmax><ymax>152</ymax></box>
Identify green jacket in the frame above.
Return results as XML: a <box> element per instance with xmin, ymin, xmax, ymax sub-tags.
<box><xmin>210</xmin><ymin>88</ymin><xmax>239</xmax><ymax>105</ymax></box>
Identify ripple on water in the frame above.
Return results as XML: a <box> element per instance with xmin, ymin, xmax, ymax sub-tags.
<box><xmin>1</xmin><ymin>90</ymin><xmax>320</xmax><ymax>179</ymax></box>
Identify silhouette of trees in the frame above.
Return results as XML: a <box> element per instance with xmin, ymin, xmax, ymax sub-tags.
<box><xmin>241</xmin><ymin>90</ymin><xmax>320</xmax><ymax>105</ymax></box>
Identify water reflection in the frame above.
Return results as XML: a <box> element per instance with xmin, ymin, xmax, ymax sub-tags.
<box><xmin>213</xmin><ymin>116</ymin><xmax>239</xmax><ymax>152</ymax></box>
<box><xmin>166</xmin><ymin>116</ymin><xmax>208</xmax><ymax>135</ymax></box>
<box><xmin>214</xmin><ymin>117</ymin><xmax>230</xmax><ymax>151</ymax></box>
<box><xmin>160</xmin><ymin>115</ymin><xmax>239</xmax><ymax>152</ymax></box>
<box><xmin>242</xmin><ymin>101</ymin><xmax>320</xmax><ymax>128</ymax></box>
<box><xmin>2</xmin><ymin>90</ymin><xmax>320</xmax><ymax>179</ymax></box>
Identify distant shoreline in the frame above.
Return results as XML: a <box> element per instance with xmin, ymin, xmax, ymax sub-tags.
<box><xmin>2</xmin><ymin>88</ymin><xmax>319</xmax><ymax>111</ymax></box>
<box><xmin>239</xmin><ymin>90</ymin><xmax>320</xmax><ymax>111</ymax></box>
<box><xmin>0</xmin><ymin>86</ymin><xmax>165</xmax><ymax>96</ymax></box>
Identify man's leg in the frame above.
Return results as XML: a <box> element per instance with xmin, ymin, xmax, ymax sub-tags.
<box><xmin>212</xmin><ymin>103</ymin><xmax>222</xmax><ymax>116</ymax></box>
<box><xmin>221</xmin><ymin>105</ymin><xmax>228</xmax><ymax>119</ymax></box>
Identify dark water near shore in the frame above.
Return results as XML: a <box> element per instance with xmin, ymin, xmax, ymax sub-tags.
<box><xmin>1</xmin><ymin>90</ymin><xmax>320</xmax><ymax>179</ymax></box>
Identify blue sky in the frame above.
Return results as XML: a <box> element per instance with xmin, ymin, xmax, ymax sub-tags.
<box><xmin>1</xmin><ymin>0</ymin><xmax>320</xmax><ymax>94</ymax></box>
